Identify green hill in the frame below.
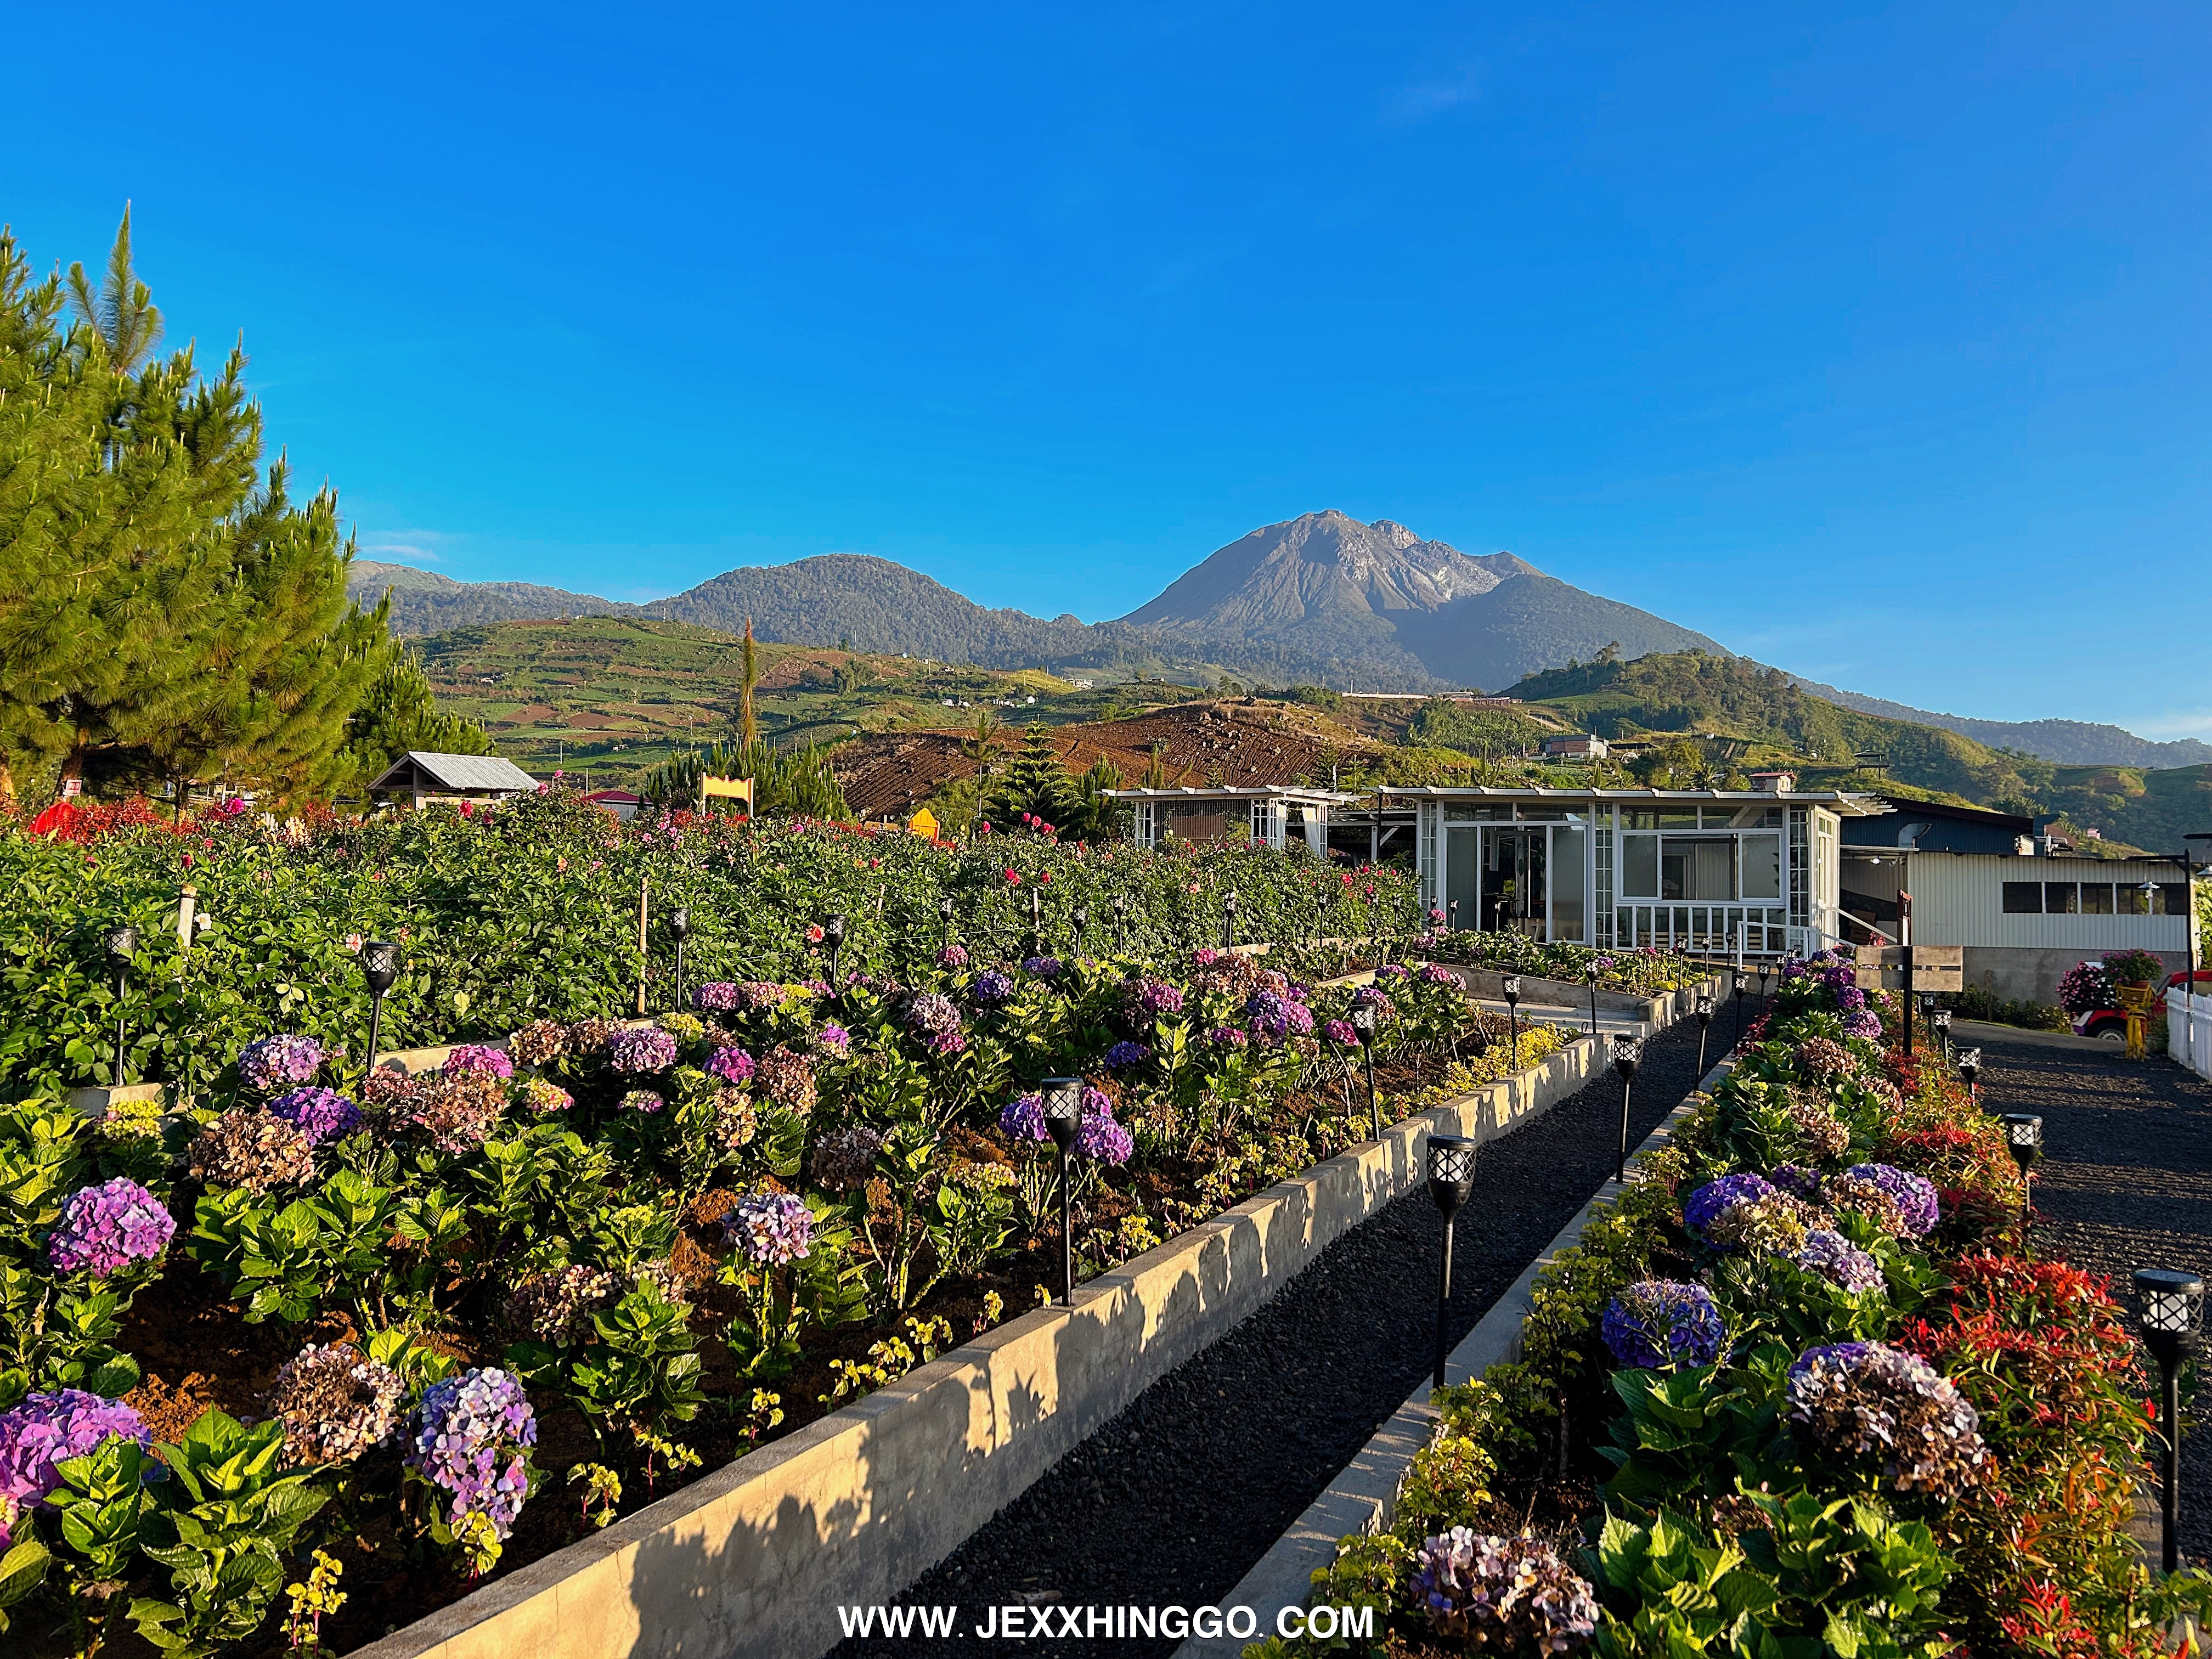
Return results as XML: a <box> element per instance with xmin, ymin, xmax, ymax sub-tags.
<box><xmin>413</xmin><ymin>616</ymin><xmax>1138</xmax><ymax>780</ymax></box>
<box><xmin>1505</xmin><ymin>651</ymin><xmax>2212</xmax><ymax>851</ymax></box>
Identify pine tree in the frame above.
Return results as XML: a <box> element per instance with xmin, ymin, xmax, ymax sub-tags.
<box><xmin>737</xmin><ymin>618</ymin><xmax>759</xmax><ymax>747</ymax></box>
<box><xmin>338</xmin><ymin>639</ymin><xmax>495</xmax><ymax>788</ymax></box>
<box><xmin>0</xmin><ymin>215</ymin><xmax>385</xmax><ymax>802</ymax></box>
<box><xmin>978</xmin><ymin>723</ymin><xmax>1081</xmax><ymax>832</ymax></box>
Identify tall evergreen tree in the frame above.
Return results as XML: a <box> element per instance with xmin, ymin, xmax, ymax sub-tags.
<box><xmin>978</xmin><ymin>723</ymin><xmax>1081</xmax><ymax>831</ymax></box>
<box><xmin>338</xmin><ymin>641</ymin><xmax>495</xmax><ymax>787</ymax></box>
<box><xmin>736</xmin><ymin>617</ymin><xmax>760</xmax><ymax>747</ymax></box>
<box><xmin>0</xmin><ymin>214</ymin><xmax>385</xmax><ymax>802</ymax></box>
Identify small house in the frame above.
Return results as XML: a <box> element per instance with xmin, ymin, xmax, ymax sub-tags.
<box><xmin>1107</xmin><ymin>785</ymin><xmax>1358</xmax><ymax>854</ymax></box>
<box><xmin>1542</xmin><ymin>735</ymin><xmax>1609</xmax><ymax>760</ymax></box>
<box><xmin>584</xmin><ymin>788</ymin><xmax>644</xmax><ymax>822</ymax></box>
<box><xmin>365</xmin><ymin>752</ymin><xmax>539</xmax><ymax>812</ymax></box>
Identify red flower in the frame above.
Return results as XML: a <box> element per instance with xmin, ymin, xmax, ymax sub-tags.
<box><xmin>805</xmin><ymin>923</ymin><xmax>825</xmax><ymax>944</ymax></box>
<box><xmin>1005</xmin><ymin>870</ymin><xmax>1020</xmax><ymax>884</ymax></box>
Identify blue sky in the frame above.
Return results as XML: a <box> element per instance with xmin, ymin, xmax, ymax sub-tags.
<box><xmin>11</xmin><ymin>4</ymin><xmax>2210</xmax><ymax>736</ymax></box>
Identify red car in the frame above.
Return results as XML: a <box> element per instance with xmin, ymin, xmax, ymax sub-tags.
<box><xmin>2075</xmin><ymin>970</ymin><xmax>2212</xmax><ymax>1041</ymax></box>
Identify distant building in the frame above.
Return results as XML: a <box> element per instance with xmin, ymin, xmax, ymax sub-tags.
<box><xmin>1107</xmin><ymin>785</ymin><xmax>1359</xmax><ymax>854</ymax></box>
<box><xmin>584</xmin><ymin>788</ymin><xmax>644</xmax><ymax>822</ymax></box>
<box><xmin>1839</xmin><ymin>797</ymin><xmax>2191</xmax><ymax>1001</ymax></box>
<box><xmin>1541</xmin><ymin>735</ymin><xmax>1609</xmax><ymax>760</ymax></box>
<box><xmin>365</xmin><ymin>752</ymin><xmax>539</xmax><ymax>812</ymax></box>
<box><xmin>1748</xmin><ymin>770</ymin><xmax>1797</xmax><ymax>793</ymax></box>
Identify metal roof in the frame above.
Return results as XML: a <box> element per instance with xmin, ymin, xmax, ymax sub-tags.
<box><xmin>1376</xmin><ymin>784</ymin><xmax>1893</xmax><ymax>817</ymax></box>
<box><xmin>1104</xmin><ymin>785</ymin><xmax>1361</xmax><ymax>803</ymax></box>
<box><xmin>368</xmin><ymin>752</ymin><xmax>540</xmax><ymax>794</ymax></box>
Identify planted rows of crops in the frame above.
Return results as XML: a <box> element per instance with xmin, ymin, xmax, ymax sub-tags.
<box><xmin>0</xmin><ymin>795</ymin><xmax>1634</xmax><ymax>1657</ymax></box>
<box><xmin>1259</xmin><ymin>960</ymin><xmax>2212</xmax><ymax>1655</ymax></box>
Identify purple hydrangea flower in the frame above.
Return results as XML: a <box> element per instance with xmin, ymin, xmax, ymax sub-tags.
<box><xmin>269</xmin><ymin>1086</ymin><xmax>364</xmax><ymax>1144</ymax></box>
<box><xmin>1190</xmin><ymin>947</ymin><xmax>1221</xmax><ymax>968</ymax></box>
<box><xmin>1376</xmin><ymin>963</ymin><xmax>1411</xmax><ymax>981</ymax></box>
<box><xmin>1001</xmin><ymin>1092</ymin><xmax>1047</xmax><ymax>1141</ymax></box>
<box><xmin>739</xmin><ymin>980</ymin><xmax>788</xmax><ymax>1011</ymax></box>
<box><xmin>1795</xmin><ymin>1229</ymin><xmax>1886</xmax><ymax>1294</ymax></box>
<box><xmin>816</xmin><ymin>1024</ymin><xmax>851</xmax><ymax>1053</ymax></box>
<box><xmin>1409</xmin><ymin>1528</ymin><xmax>1599</xmax><ymax>1647</ymax></box>
<box><xmin>1841</xmin><ymin>1008</ymin><xmax>1883</xmax><ymax>1039</ymax></box>
<box><xmin>1245</xmin><ymin>989</ymin><xmax>1316</xmax><ymax>1039</ymax></box>
<box><xmin>1350</xmin><ymin>985</ymin><xmax>1396</xmax><ymax>1021</ymax></box>
<box><xmin>1786</xmin><ymin>1341</ymin><xmax>1986</xmax><ymax>1496</ymax></box>
<box><xmin>0</xmin><ymin>1390</ymin><xmax>153</xmax><ymax>1514</ymax></box>
<box><xmin>443</xmin><ymin>1043</ymin><xmax>513</xmax><ymax>1079</ymax></box>
<box><xmin>1841</xmin><ymin>1163</ymin><xmax>1939</xmax><ymax>1237</ymax></box>
<box><xmin>1324</xmin><ymin>1018</ymin><xmax>1359</xmax><ymax>1045</ymax></box>
<box><xmin>1768</xmin><ymin>1163</ymin><xmax>1826</xmax><ymax>1201</ymax></box>
<box><xmin>726</xmin><ymin>1190</ymin><xmax>814</xmax><ymax>1265</ymax></box>
<box><xmin>238</xmin><ymin>1034</ymin><xmax>324</xmax><ymax>1093</ymax></box>
<box><xmin>1683</xmin><ymin>1172</ymin><xmax>1777</xmax><ymax>1241</ymax></box>
<box><xmin>1077</xmin><ymin>1092</ymin><xmax>1134</xmax><ymax>1165</ymax></box>
<box><xmin>938</xmin><ymin>943</ymin><xmax>970</xmax><ymax>969</ymax></box>
<box><xmin>1836</xmin><ymin>983</ymin><xmax>1868</xmax><ymax>1012</ymax></box>
<box><xmin>1131</xmin><ymin>978</ymin><xmax>1184</xmax><ymax>1017</ymax></box>
<box><xmin>1104</xmin><ymin>1041</ymin><xmax>1151</xmax><ymax>1069</ymax></box>
<box><xmin>693</xmin><ymin>981</ymin><xmax>742</xmax><ymax>1012</ymax></box>
<box><xmin>1601</xmin><ymin>1280</ymin><xmax>1725</xmax><ymax>1370</ymax></box>
<box><xmin>973</xmin><ymin>969</ymin><xmax>1016</xmax><ymax>1005</ymax></box>
<box><xmin>46</xmin><ymin>1177</ymin><xmax>174</xmax><ymax>1276</ymax></box>
<box><xmin>621</xmin><ymin>1090</ymin><xmax>665</xmax><ymax>1114</ymax></box>
<box><xmin>1418</xmin><ymin>963</ymin><xmax>1460</xmax><ymax>986</ymax></box>
<box><xmin>407</xmin><ymin>1368</ymin><xmax>537</xmax><ymax>1541</ymax></box>
<box><xmin>1206</xmin><ymin>1026</ymin><xmax>1249</xmax><ymax>1049</ymax></box>
<box><xmin>708</xmin><ymin>1046</ymin><xmax>757</xmax><ymax>1086</ymax></box>
<box><xmin>1021</xmin><ymin>955</ymin><xmax>1063</xmax><ymax>979</ymax></box>
<box><xmin>610</xmin><ymin>1025</ymin><xmax>679</xmax><ymax>1074</ymax></box>
<box><xmin>907</xmin><ymin>992</ymin><xmax>963</xmax><ymax>1039</ymax></box>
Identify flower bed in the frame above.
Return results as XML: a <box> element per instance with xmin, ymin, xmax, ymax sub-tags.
<box><xmin>1266</xmin><ymin>953</ymin><xmax>2212</xmax><ymax>1655</ymax></box>
<box><xmin>0</xmin><ymin>789</ymin><xmax>1420</xmax><ymax>1100</ymax></box>
<box><xmin>1420</xmin><ymin>933</ymin><xmax>1700</xmax><ymax>998</ymax></box>
<box><xmin>0</xmin><ymin>936</ymin><xmax>1573</xmax><ymax>1656</ymax></box>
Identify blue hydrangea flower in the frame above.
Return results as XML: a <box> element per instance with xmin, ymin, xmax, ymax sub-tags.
<box><xmin>1600</xmin><ymin>1280</ymin><xmax>1725</xmax><ymax>1370</ymax></box>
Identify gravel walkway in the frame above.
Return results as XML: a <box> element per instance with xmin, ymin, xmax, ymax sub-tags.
<box><xmin>1983</xmin><ymin>1035</ymin><xmax>2212</xmax><ymax>1559</ymax></box>
<box><xmin>833</xmin><ymin>1006</ymin><xmax>1728</xmax><ymax>1657</ymax></box>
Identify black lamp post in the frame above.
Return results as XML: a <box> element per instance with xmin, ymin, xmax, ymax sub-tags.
<box><xmin>1426</xmin><ymin>1135</ymin><xmax>1479</xmax><ymax>1389</ymax></box>
<box><xmin>1611</xmin><ymin>1034</ymin><xmax>1642</xmax><ymax>1184</ymax></box>
<box><xmin>1502</xmin><ymin>975</ymin><xmax>1521</xmax><ymax>1064</ymax></box>
<box><xmin>103</xmin><ymin>926</ymin><xmax>138</xmax><ymax>1085</ymax></box>
<box><xmin>1350</xmin><ymin>1001</ymin><xmax>1380</xmax><ymax>1139</ymax></box>
<box><xmin>1694</xmin><ymin>991</ymin><xmax>1715</xmax><ymax>1081</ymax></box>
<box><xmin>938</xmin><ymin>895</ymin><xmax>956</xmax><ymax>949</ymax></box>
<box><xmin>1586</xmin><ymin>962</ymin><xmax>1601</xmax><ymax>1037</ymax></box>
<box><xmin>1446</xmin><ymin>899</ymin><xmax>1459</xmax><ymax>935</ymax></box>
<box><xmin>1957</xmin><ymin>1045</ymin><xmax>1982</xmax><ymax>1107</ymax></box>
<box><xmin>1112</xmin><ymin>893</ymin><xmax>1131</xmax><ymax>943</ymax></box>
<box><xmin>1931</xmin><ymin>1003</ymin><xmax>1952</xmax><ymax>1063</ymax></box>
<box><xmin>822</xmin><ymin>914</ymin><xmax>847</xmax><ymax>995</ymax></box>
<box><xmin>1917</xmin><ymin>990</ymin><xmax>1938</xmax><ymax>1052</ymax></box>
<box><xmin>2134</xmin><ymin>1267</ymin><xmax>2204</xmax><ymax>1575</ymax></box>
<box><xmin>1040</xmin><ymin>1077</ymin><xmax>1084</xmax><ymax>1307</ymax></box>
<box><xmin>1222</xmin><ymin>888</ymin><xmax>1239</xmax><ymax>951</ymax></box>
<box><xmin>1071</xmin><ymin>905</ymin><xmax>1090</xmax><ymax>959</ymax></box>
<box><xmin>1731</xmin><ymin>968</ymin><xmax>1746</xmax><ymax>1048</ymax></box>
<box><xmin>1997</xmin><ymin>1111</ymin><xmax>2040</xmax><ymax>1232</ymax></box>
<box><xmin>362</xmin><ymin>940</ymin><xmax>402</xmax><ymax>1078</ymax></box>
<box><xmin>668</xmin><ymin>907</ymin><xmax>690</xmax><ymax>1012</ymax></box>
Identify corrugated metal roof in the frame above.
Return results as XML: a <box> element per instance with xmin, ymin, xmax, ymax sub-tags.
<box><xmin>369</xmin><ymin>752</ymin><xmax>539</xmax><ymax>793</ymax></box>
<box><xmin>1377</xmin><ymin>785</ymin><xmax>1893</xmax><ymax>817</ymax></box>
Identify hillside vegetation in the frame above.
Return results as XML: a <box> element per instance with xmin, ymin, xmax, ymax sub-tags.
<box><xmin>1506</xmin><ymin>651</ymin><xmax>2212</xmax><ymax>851</ymax></box>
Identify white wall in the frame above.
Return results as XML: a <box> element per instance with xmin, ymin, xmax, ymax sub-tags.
<box><xmin>1905</xmin><ymin>853</ymin><xmax>2190</xmax><ymax>953</ymax></box>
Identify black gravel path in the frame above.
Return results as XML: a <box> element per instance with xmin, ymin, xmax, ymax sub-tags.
<box><xmin>834</xmin><ymin>1007</ymin><xmax>1727</xmax><ymax>1658</ymax></box>
<box><xmin>1985</xmin><ymin>1035</ymin><xmax>2212</xmax><ymax>1560</ymax></box>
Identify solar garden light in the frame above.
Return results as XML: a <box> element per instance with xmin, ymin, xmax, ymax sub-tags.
<box><xmin>1071</xmin><ymin>905</ymin><xmax>1090</xmax><ymax>958</ymax></box>
<box><xmin>1957</xmin><ymin>1045</ymin><xmax>1982</xmax><ymax>1104</ymax></box>
<box><xmin>1611</xmin><ymin>1034</ymin><xmax>1643</xmax><ymax>1184</ymax></box>
<box><xmin>2133</xmin><ymin>1267</ymin><xmax>2204</xmax><ymax>1575</ymax></box>
<box><xmin>822</xmin><ymin>914</ymin><xmax>848</xmax><ymax>995</ymax></box>
<box><xmin>362</xmin><ymin>940</ymin><xmax>402</xmax><ymax>1078</ymax></box>
<box><xmin>938</xmin><ymin>894</ymin><xmax>956</xmax><ymax>946</ymax></box>
<box><xmin>1040</xmin><ymin>1077</ymin><xmax>1085</xmax><ymax>1307</ymax></box>
<box><xmin>1694</xmin><ymin>991</ymin><xmax>1715</xmax><ymax>1081</ymax></box>
<box><xmin>1931</xmin><ymin>1003</ymin><xmax>1952</xmax><ymax>1061</ymax></box>
<box><xmin>1586</xmin><ymin>961</ymin><xmax>1601</xmax><ymax>1037</ymax></box>
<box><xmin>1350</xmin><ymin>1000</ymin><xmax>1381</xmax><ymax>1139</ymax></box>
<box><xmin>1425</xmin><ymin>1134</ymin><xmax>1479</xmax><ymax>1389</ymax></box>
<box><xmin>1222</xmin><ymin>888</ymin><xmax>1239</xmax><ymax>950</ymax></box>
<box><xmin>103</xmin><ymin>925</ymin><xmax>138</xmax><ymax>1084</ymax></box>
<box><xmin>1731</xmin><ymin>967</ymin><xmax>1747</xmax><ymax>1047</ymax></box>
<box><xmin>1997</xmin><ymin>1112</ymin><xmax>2041</xmax><ymax>1231</ymax></box>
<box><xmin>1446</xmin><ymin>899</ymin><xmax>1459</xmax><ymax>934</ymax></box>
<box><xmin>667</xmin><ymin>907</ymin><xmax>690</xmax><ymax>1012</ymax></box>
<box><xmin>1112</xmin><ymin>893</ymin><xmax>1131</xmax><ymax>938</ymax></box>
<box><xmin>1502</xmin><ymin>975</ymin><xmax>1522</xmax><ymax>1064</ymax></box>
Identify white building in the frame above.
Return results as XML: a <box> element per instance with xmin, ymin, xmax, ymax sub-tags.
<box><xmin>1109</xmin><ymin>785</ymin><xmax>1358</xmax><ymax>854</ymax></box>
<box><xmin>1381</xmin><ymin>785</ymin><xmax>1892</xmax><ymax>957</ymax></box>
<box><xmin>365</xmin><ymin>752</ymin><xmax>539</xmax><ymax>812</ymax></box>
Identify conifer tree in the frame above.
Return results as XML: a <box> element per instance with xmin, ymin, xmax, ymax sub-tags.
<box><xmin>339</xmin><ymin>641</ymin><xmax>495</xmax><ymax>786</ymax></box>
<box><xmin>0</xmin><ymin>213</ymin><xmax>387</xmax><ymax>802</ymax></box>
<box><xmin>978</xmin><ymin>723</ymin><xmax>1081</xmax><ymax>831</ymax></box>
<box><xmin>737</xmin><ymin>618</ymin><xmax>760</xmax><ymax>747</ymax></box>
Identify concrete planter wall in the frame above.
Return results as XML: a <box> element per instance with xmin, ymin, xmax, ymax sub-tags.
<box><xmin>347</xmin><ymin>1030</ymin><xmax>1642</xmax><ymax>1659</ymax></box>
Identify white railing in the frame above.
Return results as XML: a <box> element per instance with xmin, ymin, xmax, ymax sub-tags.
<box><xmin>2170</xmin><ymin>986</ymin><xmax>2212</xmax><ymax>1083</ymax></box>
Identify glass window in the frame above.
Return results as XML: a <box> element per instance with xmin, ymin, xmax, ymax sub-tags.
<box><xmin>2001</xmin><ymin>882</ymin><xmax>2042</xmax><ymax>914</ymax></box>
<box><xmin>1740</xmin><ymin>833</ymin><xmax>1781</xmax><ymax>899</ymax></box>
<box><xmin>2159</xmin><ymin>883</ymin><xmax>2188</xmax><ymax>916</ymax></box>
<box><xmin>1658</xmin><ymin>811</ymin><xmax>1700</xmax><ymax>828</ymax></box>
<box><xmin>1551</xmin><ymin>826</ymin><xmax>1587</xmax><ymax>943</ymax></box>
<box><xmin>2044</xmin><ymin>882</ymin><xmax>2079</xmax><ymax>915</ymax></box>
<box><xmin>2081</xmin><ymin>883</ymin><xmax>2115</xmax><ymax>915</ymax></box>
<box><xmin>1623</xmin><ymin>834</ymin><xmax>1658</xmax><ymax>898</ymax></box>
<box><xmin>1660</xmin><ymin>837</ymin><xmax>1735</xmax><ymax>901</ymax></box>
<box><xmin>1625</xmin><ymin>808</ymin><xmax>1660</xmax><ymax>830</ymax></box>
<box><xmin>1715</xmin><ymin>805</ymin><xmax>1784</xmax><ymax>828</ymax></box>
